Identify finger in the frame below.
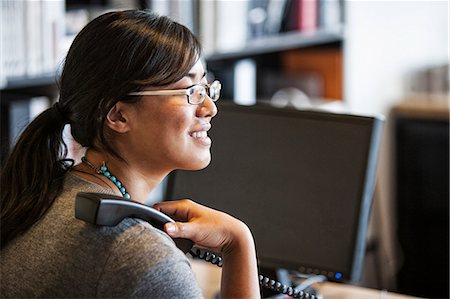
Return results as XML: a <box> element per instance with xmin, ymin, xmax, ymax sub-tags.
<box><xmin>153</xmin><ymin>200</ymin><xmax>195</xmax><ymax>221</ymax></box>
<box><xmin>164</xmin><ymin>221</ymin><xmax>200</xmax><ymax>241</ymax></box>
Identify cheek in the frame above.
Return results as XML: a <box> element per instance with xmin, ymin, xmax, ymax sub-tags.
<box><xmin>134</xmin><ymin>103</ymin><xmax>200</xmax><ymax>162</ymax></box>
<box><xmin>142</xmin><ymin>104</ymin><xmax>190</xmax><ymax>135</ymax></box>
<box><xmin>158</xmin><ymin>111</ymin><xmax>193</xmax><ymax>147</ymax></box>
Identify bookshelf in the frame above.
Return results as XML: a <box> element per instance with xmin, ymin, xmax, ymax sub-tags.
<box><xmin>1</xmin><ymin>0</ymin><xmax>346</xmax><ymax>162</ymax></box>
<box><xmin>1</xmin><ymin>74</ymin><xmax>59</xmax><ymax>97</ymax></box>
<box><xmin>0</xmin><ymin>0</ymin><xmax>146</xmax><ymax>164</ymax></box>
<box><xmin>200</xmin><ymin>0</ymin><xmax>345</xmax><ymax>105</ymax></box>
<box><xmin>206</xmin><ymin>29</ymin><xmax>343</xmax><ymax>62</ymax></box>
<box><xmin>205</xmin><ymin>35</ymin><xmax>343</xmax><ymax>104</ymax></box>
<box><xmin>1</xmin><ymin>0</ymin><xmax>61</xmax><ymax>165</ymax></box>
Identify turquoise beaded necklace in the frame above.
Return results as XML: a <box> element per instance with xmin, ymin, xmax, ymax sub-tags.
<box><xmin>81</xmin><ymin>156</ymin><xmax>131</xmax><ymax>199</ymax></box>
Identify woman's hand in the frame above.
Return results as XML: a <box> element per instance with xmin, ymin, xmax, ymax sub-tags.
<box><xmin>153</xmin><ymin>199</ymin><xmax>252</xmax><ymax>255</ymax></box>
<box><xmin>153</xmin><ymin>199</ymin><xmax>261</xmax><ymax>298</ymax></box>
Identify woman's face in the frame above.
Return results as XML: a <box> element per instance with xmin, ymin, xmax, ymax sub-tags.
<box><xmin>125</xmin><ymin>61</ymin><xmax>218</xmax><ymax>174</ymax></box>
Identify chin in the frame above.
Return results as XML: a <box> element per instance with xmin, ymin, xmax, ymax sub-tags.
<box><xmin>183</xmin><ymin>155</ymin><xmax>211</xmax><ymax>171</ymax></box>
<box><xmin>192</xmin><ymin>160</ymin><xmax>211</xmax><ymax>171</ymax></box>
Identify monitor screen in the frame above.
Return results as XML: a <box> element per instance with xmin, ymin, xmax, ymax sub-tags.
<box><xmin>166</xmin><ymin>103</ymin><xmax>383</xmax><ymax>283</ymax></box>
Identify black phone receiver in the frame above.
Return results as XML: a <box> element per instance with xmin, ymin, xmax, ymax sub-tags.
<box><xmin>75</xmin><ymin>192</ymin><xmax>318</xmax><ymax>299</ymax></box>
<box><xmin>75</xmin><ymin>192</ymin><xmax>194</xmax><ymax>253</ymax></box>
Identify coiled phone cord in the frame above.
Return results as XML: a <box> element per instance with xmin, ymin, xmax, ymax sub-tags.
<box><xmin>190</xmin><ymin>248</ymin><xmax>318</xmax><ymax>299</ymax></box>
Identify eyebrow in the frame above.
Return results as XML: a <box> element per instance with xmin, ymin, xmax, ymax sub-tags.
<box><xmin>186</xmin><ymin>71</ymin><xmax>207</xmax><ymax>81</ymax></box>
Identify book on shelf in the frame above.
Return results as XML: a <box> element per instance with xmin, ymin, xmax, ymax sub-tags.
<box><xmin>25</xmin><ymin>0</ymin><xmax>43</xmax><ymax>76</ymax></box>
<box><xmin>0</xmin><ymin>0</ymin><xmax>65</xmax><ymax>88</ymax></box>
<box><xmin>298</xmin><ymin>0</ymin><xmax>318</xmax><ymax>32</ymax></box>
<box><xmin>247</xmin><ymin>0</ymin><xmax>269</xmax><ymax>39</ymax></box>
<box><xmin>265</xmin><ymin>0</ymin><xmax>289</xmax><ymax>35</ymax></box>
<box><xmin>195</xmin><ymin>0</ymin><xmax>343</xmax><ymax>58</ymax></box>
<box><xmin>280</xmin><ymin>0</ymin><xmax>299</xmax><ymax>33</ymax></box>
<box><xmin>9</xmin><ymin>96</ymin><xmax>50</xmax><ymax>147</ymax></box>
<box><xmin>200</xmin><ymin>0</ymin><xmax>250</xmax><ymax>55</ymax></box>
<box><xmin>150</xmin><ymin>0</ymin><xmax>196</xmax><ymax>34</ymax></box>
<box><xmin>318</xmin><ymin>0</ymin><xmax>344</xmax><ymax>31</ymax></box>
<box><xmin>215</xmin><ymin>0</ymin><xmax>248</xmax><ymax>52</ymax></box>
<box><xmin>1</xmin><ymin>0</ymin><xmax>27</xmax><ymax>81</ymax></box>
<box><xmin>41</xmin><ymin>0</ymin><xmax>66</xmax><ymax>74</ymax></box>
<box><xmin>280</xmin><ymin>0</ymin><xmax>343</xmax><ymax>34</ymax></box>
<box><xmin>198</xmin><ymin>0</ymin><xmax>216</xmax><ymax>56</ymax></box>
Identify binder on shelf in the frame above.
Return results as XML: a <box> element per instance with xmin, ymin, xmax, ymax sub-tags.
<box><xmin>198</xmin><ymin>0</ymin><xmax>216</xmax><ymax>56</ymax></box>
<box><xmin>215</xmin><ymin>0</ymin><xmax>248</xmax><ymax>52</ymax></box>
<box><xmin>299</xmin><ymin>0</ymin><xmax>318</xmax><ymax>32</ymax></box>
<box><xmin>2</xmin><ymin>0</ymin><xmax>26</xmax><ymax>79</ymax></box>
<box><xmin>41</xmin><ymin>0</ymin><xmax>65</xmax><ymax>74</ymax></box>
<box><xmin>265</xmin><ymin>0</ymin><xmax>289</xmax><ymax>35</ymax></box>
<box><xmin>25</xmin><ymin>0</ymin><xmax>43</xmax><ymax>76</ymax></box>
<box><xmin>247</xmin><ymin>0</ymin><xmax>269</xmax><ymax>39</ymax></box>
<box><xmin>318</xmin><ymin>0</ymin><xmax>343</xmax><ymax>31</ymax></box>
<box><xmin>150</xmin><ymin>0</ymin><xmax>170</xmax><ymax>16</ymax></box>
<box><xmin>1</xmin><ymin>0</ymin><xmax>65</xmax><ymax>87</ymax></box>
<box><xmin>280</xmin><ymin>0</ymin><xmax>299</xmax><ymax>32</ymax></box>
<box><xmin>9</xmin><ymin>96</ymin><xmax>50</xmax><ymax>147</ymax></box>
<box><xmin>150</xmin><ymin>0</ymin><xmax>196</xmax><ymax>34</ymax></box>
<box><xmin>14</xmin><ymin>0</ymin><xmax>26</xmax><ymax>77</ymax></box>
<box><xmin>0</xmin><ymin>1</ymin><xmax>6</xmax><ymax>88</ymax></box>
<box><xmin>177</xmin><ymin>0</ymin><xmax>196</xmax><ymax>34</ymax></box>
<box><xmin>278</xmin><ymin>0</ymin><xmax>343</xmax><ymax>34</ymax></box>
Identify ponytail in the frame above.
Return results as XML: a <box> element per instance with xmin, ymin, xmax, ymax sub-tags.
<box><xmin>0</xmin><ymin>104</ymin><xmax>72</xmax><ymax>247</ymax></box>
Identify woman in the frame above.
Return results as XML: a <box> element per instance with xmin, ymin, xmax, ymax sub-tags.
<box><xmin>0</xmin><ymin>10</ymin><xmax>259</xmax><ymax>298</ymax></box>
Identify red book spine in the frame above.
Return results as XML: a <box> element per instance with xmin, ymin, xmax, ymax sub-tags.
<box><xmin>299</xmin><ymin>0</ymin><xmax>318</xmax><ymax>32</ymax></box>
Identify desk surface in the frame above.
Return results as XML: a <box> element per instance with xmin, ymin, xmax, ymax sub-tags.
<box><xmin>191</xmin><ymin>259</ymin><xmax>420</xmax><ymax>299</ymax></box>
<box><xmin>392</xmin><ymin>97</ymin><xmax>449</xmax><ymax>120</ymax></box>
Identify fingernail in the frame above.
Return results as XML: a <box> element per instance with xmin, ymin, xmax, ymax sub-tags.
<box><xmin>165</xmin><ymin>223</ymin><xmax>176</xmax><ymax>234</ymax></box>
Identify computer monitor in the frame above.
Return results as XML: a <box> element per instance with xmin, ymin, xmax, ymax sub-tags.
<box><xmin>166</xmin><ymin>102</ymin><xmax>383</xmax><ymax>283</ymax></box>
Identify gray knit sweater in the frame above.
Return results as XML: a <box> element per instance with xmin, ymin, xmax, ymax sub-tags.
<box><xmin>0</xmin><ymin>174</ymin><xmax>203</xmax><ymax>298</ymax></box>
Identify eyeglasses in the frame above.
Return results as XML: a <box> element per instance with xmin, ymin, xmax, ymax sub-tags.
<box><xmin>128</xmin><ymin>80</ymin><xmax>221</xmax><ymax>105</ymax></box>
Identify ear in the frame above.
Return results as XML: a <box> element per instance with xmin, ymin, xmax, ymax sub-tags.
<box><xmin>105</xmin><ymin>102</ymin><xmax>132</xmax><ymax>133</ymax></box>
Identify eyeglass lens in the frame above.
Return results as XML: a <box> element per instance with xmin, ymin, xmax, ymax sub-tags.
<box><xmin>189</xmin><ymin>86</ymin><xmax>206</xmax><ymax>104</ymax></box>
<box><xmin>189</xmin><ymin>81</ymin><xmax>221</xmax><ymax>104</ymax></box>
<box><xmin>209</xmin><ymin>81</ymin><xmax>221</xmax><ymax>101</ymax></box>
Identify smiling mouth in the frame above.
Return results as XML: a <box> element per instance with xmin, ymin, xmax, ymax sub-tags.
<box><xmin>189</xmin><ymin>129</ymin><xmax>212</xmax><ymax>146</ymax></box>
<box><xmin>191</xmin><ymin>131</ymin><xmax>208</xmax><ymax>139</ymax></box>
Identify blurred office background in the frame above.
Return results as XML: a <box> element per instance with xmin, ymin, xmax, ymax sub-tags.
<box><xmin>1</xmin><ymin>1</ymin><xmax>448</xmax><ymax>298</ymax></box>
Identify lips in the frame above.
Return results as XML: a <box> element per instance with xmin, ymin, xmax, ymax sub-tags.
<box><xmin>189</xmin><ymin>123</ymin><xmax>212</xmax><ymax>146</ymax></box>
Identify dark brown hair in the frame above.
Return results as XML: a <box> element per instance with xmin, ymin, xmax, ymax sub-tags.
<box><xmin>0</xmin><ymin>10</ymin><xmax>202</xmax><ymax>247</ymax></box>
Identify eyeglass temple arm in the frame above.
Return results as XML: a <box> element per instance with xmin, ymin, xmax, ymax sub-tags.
<box><xmin>128</xmin><ymin>90</ymin><xmax>189</xmax><ymax>96</ymax></box>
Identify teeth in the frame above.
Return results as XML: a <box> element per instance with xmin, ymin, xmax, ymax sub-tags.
<box><xmin>192</xmin><ymin>131</ymin><xmax>207</xmax><ymax>139</ymax></box>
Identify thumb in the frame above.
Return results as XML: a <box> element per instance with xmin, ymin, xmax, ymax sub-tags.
<box><xmin>164</xmin><ymin>221</ymin><xmax>194</xmax><ymax>239</ymax></box>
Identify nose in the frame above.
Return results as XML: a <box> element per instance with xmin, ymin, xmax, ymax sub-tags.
<box><xmin>196</xmin><ymin>95</ymin><xmax>218</xmax><ymax>119</ymax></box>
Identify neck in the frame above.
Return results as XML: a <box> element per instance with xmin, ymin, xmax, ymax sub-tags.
<box><xmin>73</xmin><ymin>149</ymin><xmax>167</xmax><ymax>204</ymax></box>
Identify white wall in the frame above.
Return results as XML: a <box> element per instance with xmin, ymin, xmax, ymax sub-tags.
<box><xmin>344</xmin><ymin>0</ymin><xmax>448</xmax><ymax>115</ymax></box>
<box><xmin>344</xmin><ymin>0</ymin><xmax>448</xmax><ymax>289</ymax></box>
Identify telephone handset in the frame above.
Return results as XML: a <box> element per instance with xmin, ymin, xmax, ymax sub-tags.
<box><xmin>75</xmin><ymin>192</ymin><xmax>194</xmax><ymax>253</ymax></box>
<box><xmin>75</xmin><ymin>192</ymin><xmax>317</xmax><ymax>299</ymax></box>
